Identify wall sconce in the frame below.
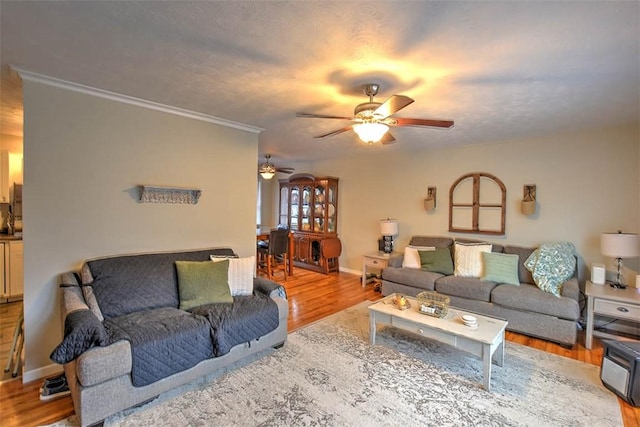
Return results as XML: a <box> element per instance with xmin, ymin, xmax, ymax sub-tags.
<box><xmin>424</xmin><ymin>187</ymin><xmax>436</xmax><ymax>211</ymax></box>
<box><xmin>521</xmin><ymin>185</ymin><xmax>536</xmax><ymax>215</ymax></box>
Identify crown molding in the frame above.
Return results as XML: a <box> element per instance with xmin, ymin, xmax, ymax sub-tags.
<box><xmin>11</xmin><ymin>66</ymin><xmax>263</xmax><ymax>134</ymax></box>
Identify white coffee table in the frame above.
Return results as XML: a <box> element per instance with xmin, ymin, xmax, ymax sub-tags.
<box><xmin>369</xmin><ymin>293</ymin><xmax>508</xmax><ymax>391</ymax></box>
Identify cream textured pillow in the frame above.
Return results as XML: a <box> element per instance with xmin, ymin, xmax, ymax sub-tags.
<box><xmin>210</xmin><ymin>255</ymin><xmax>255</xmax><ymax>296</ymax></box>
<box><xmin>454</xmin><ymin>242</ymin><xmax>492</xmax><ymax>277</ymax></box>
<box><xmin>402</xmin><ymin>245</ymin><xmax>435</xmax><ymax>268</ymax></box>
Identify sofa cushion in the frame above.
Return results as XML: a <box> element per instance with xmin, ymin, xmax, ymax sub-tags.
<box><xmin>481</xmin><ymin>252</ymin><xmax>520</xmax><ymax>286</ymax></box>
<box><xmin>456</xmin><ymin>238</ymin><xmax>504</xmax><ymax>254</ymax></box>
<box><xmin>454</xmin><ymin>242</ymin><xmax>492</xmax><ymax>277</ymax></box>
<box><xmin>435</xmin><ymin>276</ymin><xmax>497</xmax><ymax>302</ymax></box>
<box><xmin>418</xmin><ymin>248</ymin><xmax>454</xmax><ymax>275</ymax></box>
<box><xmin>381</xmin><ymin>267</ymin><xmax>441</xmax><ymax>291</ymax></box>
<box><xmin>491</xmin><ymin>282</ymin><xmax>580</xmax><ymax>320</ymax></box>
<box><xmin>105</xmin><ymin>307</ymin><xmax>214</xmax><ymax>387</ymax></box>
<box><xmin>524</xmin><ymin>242</ymin><xmax>577</xmax><ymax>297</ymax></box>
<box><xmin>190</xmin><ymin>294</ymin><xmax>279</xmax><ymax>357</ymax></box>
<box><xmin>210</xmin><ymin>256</ymin><xmax>255</xmax><ymax>296</ymax></box>
<box><xmin>176</xmin><ymin>260</ymin><xmax>233</xmax><ymax>310</ymax></box>
<box><xmin>85</xmin><ymin>248</ymin><xmax>236</xmax><ymax>319</ymax></box>
<box><xmin>503</xmin><ymin>245</ymin><xmax>535</xmax><ymax>285</ymax></box>
<box><xmin>402</xmin><ymin>246</ymin><xmax>435</xmax><ymax>268</ymax></box>
<box><xmin>409</xmin><ymin>236</ymin><xmax>454</xmax><ymax>249</ymax></box>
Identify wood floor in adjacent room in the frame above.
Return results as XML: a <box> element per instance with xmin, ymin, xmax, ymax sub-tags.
<box><xmin>1</xmin><ymin>269</ymin><xmax>638</xmax><ymax>427</ymax></box>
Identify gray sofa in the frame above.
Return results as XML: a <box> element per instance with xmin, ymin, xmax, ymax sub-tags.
<box><xmin>381</xmin><ymin>236</ymin><xmax>580</xmax><ymax>346</ymax></box>
<box><xmin>54</xmin><ymin>248</ymin><xmax>289</xmax><ymax>427</ymax></box>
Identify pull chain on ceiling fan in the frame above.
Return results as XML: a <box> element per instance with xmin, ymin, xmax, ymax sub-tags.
<box><xmin>296</xmin><ymin>83</ymin><xmax>454</xmax><ymax>145</ymax></box>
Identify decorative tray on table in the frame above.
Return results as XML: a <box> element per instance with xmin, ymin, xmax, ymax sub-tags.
<box><xmin>416</xmin><ymin>291</ymin><xmax>449</xmax><ymax>318</ymax></box>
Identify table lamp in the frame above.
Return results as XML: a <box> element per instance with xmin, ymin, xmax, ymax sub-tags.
<box><xmin>601</xmin><ymin>231</ymin><xmax>640</xmax><ymax>289</ymax></box>
<box><xmin>380</xmin><ymin>219</ymin><xmax>399</xmax><ymax>254</ymax></box>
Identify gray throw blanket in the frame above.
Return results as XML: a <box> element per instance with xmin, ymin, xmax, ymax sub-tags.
<box><xmin>190</xmin><ymin>294</ymin><xmax>279</xmax><ymax>357</ymax></box>
<box><xmin>102</xmin><ymin>295</ymin><xmax>279</xmax><ymax>387</ymax></box>
<box><xmin>104</xmin><ymin>307</ymin><xmax>214</xmax><ymax>387</ymax></box>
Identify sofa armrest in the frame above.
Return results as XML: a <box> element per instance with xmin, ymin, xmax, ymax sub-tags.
<box><xmin>388</xmin><ymin>254</ymin><xmax>404</xmax><ymax>268</ymax></box>
<box><xmin>60</xmin><ymin>273</ymin><xmax>90</xmax><ymax>317</ymax></box>
<box><xmin>50</xmin><ymin>309</ymin><xmax>110</xmax><ymax>364</ymax></box>
<box><xmin>561</xmin><ymin>277</ymin><xmax>580</xmax><ymax>301</ymax></box>
<box><xmin>253</xmin><ymin>276</ymin><xmax>287</xmax><ymax>300</ymax></box>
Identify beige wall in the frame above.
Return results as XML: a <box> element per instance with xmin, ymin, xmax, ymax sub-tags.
<box><xmin>22</xmin><ymin>79</ymin><xmax>259</xmax><ymax>379</ymax></box>
<box><xmin>305</xmin><ymin>125</ymin><xmax>639</xmax><ymax>283</ymax></box>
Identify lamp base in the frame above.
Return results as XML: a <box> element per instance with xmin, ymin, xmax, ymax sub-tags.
<box><xmin>609</xmin><ymin>282</ymin><xmax>627</xmax><ymax>290</ymax></box>
<box><xmin>382</xmin><ymin>235</ymin><xmax>393</xmax><ymax>254</ymax></box>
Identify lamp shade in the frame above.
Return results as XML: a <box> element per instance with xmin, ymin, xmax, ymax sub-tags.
<box><xmin>380</xmin><ymin>219</ymin><xmax>399</xmax><ymax>236</ymax></box>
<box><xmin>601</xmin><ymin>232</ymin><xmax>640</xmax><ymax>258</ymax></box>
<box><xmin>353</xmin><ymin>123</ymin><xmax>389</xmax><ymax>143</ymax></box>
<box><xmin>260</xmin><ymin>170</ymin><xmax>275</xmax><ymax>180</ymax></box>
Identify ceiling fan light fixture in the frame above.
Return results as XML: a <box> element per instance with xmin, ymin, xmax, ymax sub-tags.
<box><xmin>260</xmin><ymin>170</ymin><xmax>275</xmax><ymax>180</ymax></box>
<box><xmin>353</xmin><ymin>122</ymin><xmax>389</xmax><ymax>144</ymax></box>
<box><xmin>259</xmin><ymin>161</ymin><xmax>276</xmax><ymax>180</ymax></box>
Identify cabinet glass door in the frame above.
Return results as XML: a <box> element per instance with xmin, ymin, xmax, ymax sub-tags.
<box><xmin>290</xmin><ymin>186</ymin><xmax>299</xmax><ymax>231</ymax></box>
<box><xmin>327</xmin><ymin>185</ymin><xmax>337</xmax><ymax>233</ymax></box>
<box><xmin>301</xmin><ymin>186</ymin><xmax>312</xmax><ymax>231</ymax></box>
<box><xmin>279</xmin><ymin>186</ymin><xmax>289</xmax><ymax>227</ymax></box>
<box><xmin>314</xmin><ymin>185</ymin><xmax>325</xmax><ymax>232</ymax></box>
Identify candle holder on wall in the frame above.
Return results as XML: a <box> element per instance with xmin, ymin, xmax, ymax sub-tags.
<box><xmin>424</xmin><ymin>187</ymin><xmax>436</xmax><ymax>212</ymax></box>
<box><xmin>521</xmin><ymin>185</ymin><xmax>536</xmax><ymax>215</ymax></box>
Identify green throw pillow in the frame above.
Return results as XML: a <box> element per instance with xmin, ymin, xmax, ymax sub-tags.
<box><xmin>481</xmin><ymin>252</ymin><xmax>520</xmax><ymax>286</ymax></box>
<box><xmin>418</xmin><ymin>248</ymin><xmax>454</xmax><ymax>275</ymax></box>
<box><xmin>176</xmin><ymin>260</ymin><xmax>233</xmax><ymax>310</ymax></box>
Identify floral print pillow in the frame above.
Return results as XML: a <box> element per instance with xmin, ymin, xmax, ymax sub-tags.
<box><xmin>524</xmin><ymin>242</ymin><xmax>576</xmax><ymax>297</ymax></box>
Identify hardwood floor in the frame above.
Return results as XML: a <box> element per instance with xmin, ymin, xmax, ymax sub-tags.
<box><xmin>1</xmin><ymin>270</ymin><xmax>638</xmax><ymax>426</ymax></box>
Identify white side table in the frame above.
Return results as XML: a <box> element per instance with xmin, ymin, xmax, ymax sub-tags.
<box><xmin>585</xmin><ymin>280</ymin><xmax>640</xmax><ymax>349</ymax></box>
<box><xmin>362</xmin><ymin>252</ymin><xmax>395</xmax><ymax>288</ymax></box>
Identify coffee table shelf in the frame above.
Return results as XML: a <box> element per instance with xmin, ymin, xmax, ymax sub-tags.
<box><xmin>369</xmin><ymin>293</ymin><xmax>508</xmax><ymax>391</ymax></box>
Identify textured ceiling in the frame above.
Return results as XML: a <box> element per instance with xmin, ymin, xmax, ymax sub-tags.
<box><xmin>1</xmin><ymin>1</ymin><xmax>638</xmax><ymax>165</ymax></box>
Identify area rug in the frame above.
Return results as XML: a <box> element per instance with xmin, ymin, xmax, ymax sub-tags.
<box><xmin>47</xmin><ymin>301</ymin><xmax>621</xmax><ymax>427</ymax></box>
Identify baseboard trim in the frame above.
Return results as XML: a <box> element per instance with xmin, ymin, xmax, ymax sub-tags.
<box><xmin>339</xmin><ymin>266</ymin><xmax>361</xmax><ymax>275</ymax></box>
<box><xmin>23</xmin><ymin>363</ymin><xmax>63</xmax><ymax>384</ymax></box>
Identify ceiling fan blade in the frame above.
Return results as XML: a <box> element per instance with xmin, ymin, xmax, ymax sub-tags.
<box><xmin>296</xmin><ymin>112</ymin><xmax>353</xmax><ymax>120</ymax></box>
<box><xmin>380</xmin><ymin>132</ymin><xmax>396</xmax><ymax>145</ymax></box>
<box><xmin>373</xmin><ymin>95</ymin><xmax>414</xmax><ymax>118</ymax></box>
<box><xmin>276</xmin><ymin>167</ymin><xmax>295</xmax><ymax>174</ymax></box>
<box><xmin>393</xmin><ymin>118</ymin><xmax>454</xmax><ymax>128</ymax></box>
<box><xmin>314</xmin><ymin>126</ymin><xmax>353</xmax><ymax>138</ymax></box>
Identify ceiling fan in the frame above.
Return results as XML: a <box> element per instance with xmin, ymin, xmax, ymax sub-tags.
<box><xmin>259</xmin><ymin>154</ymin><xmax>294</xmax><ymax>180</ymax></box>
<box><xmin>296</xmin><ymin>83</ymin><xmax>454</xmax><ymax>144</ymax></box>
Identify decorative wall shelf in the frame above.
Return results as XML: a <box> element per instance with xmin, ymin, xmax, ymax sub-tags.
<box><xmin>138</xmin><ymin>185</ymin><xmax>202</xmax><ymax>204</ymax></box>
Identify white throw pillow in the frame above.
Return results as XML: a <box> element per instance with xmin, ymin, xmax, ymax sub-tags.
<box><xmin>402</xmin><ymin>245</ymin><xmax>435</xmax><ymax>268</ymax></box>
<box><xmin>210</xmin><ymin>255</ymin><xmax>255</xmax><ymax>296</ymax></box>
<box><xmin>454</xmin><ymin>242</ymin><xmax>492</xmax><ymax>277</ymax></box>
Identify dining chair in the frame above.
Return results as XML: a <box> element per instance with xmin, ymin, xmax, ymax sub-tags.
<box><xmin>257</xmin><ymin>228</ymin><xmax>289</xmax><ymax>281</ymax></box>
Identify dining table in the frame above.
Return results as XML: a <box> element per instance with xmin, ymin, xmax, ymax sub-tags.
<box><xmin>256</xmin><ymin>227</ymin><xmax>294</xmax><ymax>276</ymax></box>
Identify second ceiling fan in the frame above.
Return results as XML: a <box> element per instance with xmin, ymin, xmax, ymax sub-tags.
<box><xmin>297</xmin><ymin>83</ymin><xmax>454</xmax><ymax>144</ymax></box>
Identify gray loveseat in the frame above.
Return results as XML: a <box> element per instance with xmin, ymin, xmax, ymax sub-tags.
<box><xmin>381</xmin><ymin>236</ymin><xmax>580</xmax><ymax>346</ymax></box>
<box><xmin>53</xmin><ymin>247</ymin><xmax>288</xmax><ymax>427</ymax></box>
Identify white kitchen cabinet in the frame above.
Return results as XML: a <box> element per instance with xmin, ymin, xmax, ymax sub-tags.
<box><xmin>1</xmin><ymin>240</ymin><xmax>23</xmax><ymax>301</ymax></box>
<box><xmin>0</xmin><ymin>151</ymin><xmax>9</xmax><ymax>203</ymax></box>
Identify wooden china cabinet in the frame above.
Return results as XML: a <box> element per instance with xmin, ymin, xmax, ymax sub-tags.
<box><xmin>279</xmin><ymin>174</ymin><xmax>339</xmax><ymax>273</ymax></box>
